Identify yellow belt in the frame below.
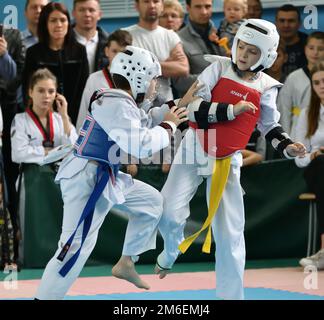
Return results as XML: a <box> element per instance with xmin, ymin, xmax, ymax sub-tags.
<box><xmin>178</xmin><ymin>157</ymin><xmax>231</xmax><ymax>254</ymax></box>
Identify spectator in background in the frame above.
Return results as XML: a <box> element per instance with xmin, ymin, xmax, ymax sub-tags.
<box><xmin>125</xmin><ymin>0</ymin><xmax>189</xmax><ymax>104</ymax></box>
<box><xmin>76</xmin><ymin>30</ymin><xmax>132</xmax><ymax>130</ymax></box>
<box><xmin>1</xmin><ymin>107</ymin><xmax>18</xmax><ymax>271</ymax></box>
<box><xmin>173</xmin><ymin>0</ymin><xmax>225</xmax><ymax>98</ymax></box>
<box><xmin>21</xmin><ymin>0</ymin><xmax>49</xmax><ymax>49</ymax></box>
<box><xmin>218</xmin><ymin>0</ymin><xmax>247</xmax><ymax>49</ymax></box>
<box><xmin>75</xmin><ymin>30</ymin><xmax>138</xmax><ymax>177</ymax></box>
<box><xmin>72</xmin><ymin>0</ymin><xmax>109</xmax><ymax>74</ymax></box>
<box><xmin>277</xmin><ymin>32</ymin><xmax>324</xmax><ymax>140</ymax></box>
<box><xmin>125</xmin><ymin>0</ymin><xmax>189</xmax><ymax>173</ymax></box>
<box><xmin>13</xmin><ymin>69</ymin><xmax>78</xmax><ymax>163</ymax></box>
<box><xmin>295</xmin><ymin>60</ymin><xmax>324</xmax><ymax>270</ymax></box>
<box><xmin>22</xmin><ymin>2</ymin><xmax>89</xmax><ymax>126</ymax></box>
<box><xmin>246</xmin><ymin>0</ymin><xmax>262</xmax><ymax>19</ymax></box>
<box><xmin>11</xmin><ymin>68</ymin><xmax>78</xmax><ymax>266</ymax></box>
<box><xmin>159</xmin><ymin>0</ymin><xmax>185</xmax><ymax>32</ymax></box>
<box><xmin>0</xmin><ymin>26</ymin><xmax>25</xmax><ymax>266</ymax></box>
<box><xmin>275</xmin><ymin>4</ymin><xmax>308</xmax><ymax>79</ymax></box>
<box><xmin>265</xmin><ymin>41</ymin><xmax>288</xmax><ymax>83</ymax></box>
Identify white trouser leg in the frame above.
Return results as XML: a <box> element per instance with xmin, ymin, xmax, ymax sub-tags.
<box><xmin>120</xmin><ymin>179</ymin><xmax>164</xmax><ymax>257</ymax></box>
<box><xmin>208</xmin><ymin>165</ymin><xmax>245</xmax><ymax>300</ymax></box>
<box><xmin>36</xmin><ymin>163</ymin><xmax>113</xmax><ymax>300</ymax></box>
<box><xmin>157</xmin><ymin>148</ymin><xmax>203</xmax><ymax>269</ymax></box>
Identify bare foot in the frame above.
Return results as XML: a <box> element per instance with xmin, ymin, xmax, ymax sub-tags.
<box><xmin>112</xmin><ymin>257</ymin><xmax>150</xmax><ymax>290</ymax></box>
<box><xmin>154</xmin><ymin>263</ymin><xmax>169</xmax><ymax>279</ymax></box>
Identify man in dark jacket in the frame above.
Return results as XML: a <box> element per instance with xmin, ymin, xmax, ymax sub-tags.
<box><xmin>173</xmin><ymin>0</ymin><xmax>225</xmax><ymax>97</ymax></box>
<box><xmin>72</xmin><ymin>0</ymin><xmax>109</xmax><ymax>74</ymax></box>
<box><xmin>275</xmin><ymin>4</ymin><xmax>308</xmax><ymax>78</ymax></box>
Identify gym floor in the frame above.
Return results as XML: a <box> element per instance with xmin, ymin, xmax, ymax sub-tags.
<box><xmin>0</xmin><ymin>259</ymin><xmax>323</xmax><ymax>300</ymax></box>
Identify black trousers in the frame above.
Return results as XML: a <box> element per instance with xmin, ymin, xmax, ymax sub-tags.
<box><xmin>304</xmin><ymin>154</ymin><xmax>324</xmax><ymax>235</ymax></box>
<box><xmin>1</xmin><ymin>103</ymin><xmax>20</xmax><ymax>261</ymax></box>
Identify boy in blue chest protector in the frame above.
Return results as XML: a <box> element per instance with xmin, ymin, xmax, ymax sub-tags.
<box><xmin>35</xmin><ymin>46</ymin><xmax>193</xmax><ymax>299</ymax></box>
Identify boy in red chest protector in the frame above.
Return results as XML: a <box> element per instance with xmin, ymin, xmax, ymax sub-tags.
<box><xmin>155</xmin><ymin>19</ymin><xmax>306</xmax><ymax>300</ymax></box>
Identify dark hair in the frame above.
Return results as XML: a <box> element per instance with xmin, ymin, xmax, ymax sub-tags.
<box><xmin>37</xmin><ymin>2</ymin><xmax>73</xmax><ymax>46</ymax></box>
<box><xmin>247</xmin><ymin>0</ymin><xmax>263</xmax><ymax>18</ymax></box>
<box><xmin>306</xmin><ymin>31</ymin><xmax>324</xmax><ymax>45</ymax></box>
<box><xmin>306</xmin><ymin>60</ymin><xmax>324</xmax><ymax>138</ymax></box>
<box><xmin>25</xmin><ymin>0</ymin><xmax>49</xmax><ymax>10</ymax></box>
<box><xmin>186</xmin><ymin>0</ymin><xmax>191</xmax><ymax>5</ymax></box>
<box><xmin>276</xmin><ymin>4</ymin><xmax>301</xmax><ymax>22</ymax></box>
<box><xmin>29</xmin><ymin>68</ymin><xmax>57</xmax><ymax>90</ymax></box>
<box><xmin>106</xmin><ymin>30</ymin><xmax>132</xmax><ymax>48</ymax></box>
<box><xmin>73</xmin><ymin>0</ymin><xmax>100</xmax><ymax>9</ymax></box>
<box><xmin>248</xmin><ymin>0</ymin><xmax>262</xmax><ymax>7</ymax></box>
<box><xmin>111</xmin><ymin>74</ymin><xmax>131</xmax><ymax>91</ymax></box>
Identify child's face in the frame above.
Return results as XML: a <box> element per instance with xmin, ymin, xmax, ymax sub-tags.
<box><xmin>105</xmin><ymin>41</ymin><xmax>127</xmax><ymax>67</ymax></box>
<box><xmin>236</xmin><ymin>40</ymin><xmax>261</xmax><ymax>71</ymax></box>
<box><xmin>305</xmin><ymin>38</ymin><xmax>324</xmax><ymax>66</ymax></box>
<box><xmin>29</xmin><ymin>79</ymin><xmax>57</xmax><ymax>111</ymax></box>
<box><xmin>312</xmin><ymin>71</ymin><xmax>324</xmax><ymax>102</ymax></box>
<box><xmin>224</xmin><ymin>0</ymin><xmax>246</xmax><ymax>23</ymax></box>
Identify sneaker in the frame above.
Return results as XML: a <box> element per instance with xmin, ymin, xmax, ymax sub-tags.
<box><xmin>299</xmin><ymin>248</ymin><xmax>324</xmax><ymax>270</ymax></box>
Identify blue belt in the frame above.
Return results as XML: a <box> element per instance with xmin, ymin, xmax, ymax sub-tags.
<box><xmin>57</xmin><ymin>163</ymin><xmax>110</xmax><ymax>277</ymax></box>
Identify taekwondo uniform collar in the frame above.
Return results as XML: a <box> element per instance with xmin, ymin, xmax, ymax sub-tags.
<box><xmin>102</xmin><ymin>88</ymin><xmax>136</xmax><ymax>104</ymax></box>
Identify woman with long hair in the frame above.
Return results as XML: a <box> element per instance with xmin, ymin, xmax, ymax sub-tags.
<box><xmin>295</xmin><ymin>60</ymin><xmax>324</xmax><ymax>270</ymax></box>
<box><xmin>11</xmin><ymin>68</ymin><xmax>78</xmax><ymax>267</ymax></box>
<box><xmin>22</xmin><ymin>2</ymin><xmax>89</xmax><ymax>125</ymax></box>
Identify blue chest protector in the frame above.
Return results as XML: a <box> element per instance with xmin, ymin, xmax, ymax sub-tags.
<box><xmin>57</xmin><ymin>90</ymin><xmax>121</xmax><ymax>277</ymax></box>
<box><xmin>74</xmin><ymin>113</ymin><xmax>120</xmax><ymax>178</ymax></box>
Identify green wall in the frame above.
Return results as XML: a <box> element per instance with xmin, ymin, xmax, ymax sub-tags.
<box><xmin>22</xmin><ymin>159</ymin><xmax>310</xmax><ymax>268</ymax></box>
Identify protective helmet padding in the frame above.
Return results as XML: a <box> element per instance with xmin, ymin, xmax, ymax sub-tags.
<box><xmin>110</xmin><ymin>45</ymin><xmax>162</xmax><ymax>101</ymax></box>
<box><xmin>232</xmin><ymin>19</ymin><xmax>280</xmax><ymax>72</ymax></box>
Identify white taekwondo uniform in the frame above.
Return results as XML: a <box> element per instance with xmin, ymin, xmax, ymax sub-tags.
<box><xmin>157</xmin><ymin>57</ymin><xmax>284</xmax><ymax>300</ymax></box>
<box><xmin>36</xmin><ymin>89</ymin><xmax>172</xmax><ymax>299</ymax></box>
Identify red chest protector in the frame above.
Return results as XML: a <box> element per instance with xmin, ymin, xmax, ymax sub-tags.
<box><xmin>190</xmin><ymin>77</ymin><xmax>261</xmax><ymax>158</ymax></box>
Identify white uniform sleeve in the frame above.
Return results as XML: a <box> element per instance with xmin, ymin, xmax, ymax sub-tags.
<box><xmin>56</xmin><ymin>114</ymin><xmax>78</xmax><ymax>146</ymax></box>
<box><xmin>11</xmin><ymin>115</ymin><xmax>45</xmax><ymax>164</ymax></box>
<box><xmin>257</xmin><ymin>87</ymin><xmax>281</xmax><ymax>136</ymax></box>
<box><xmin>294</xmin><ymin>108</ymin><xmax>312</xmax><ymax>168</ymax></box>
<box><xmin>277</xmin><ymin>75</ymin><xmax>294</xmax><ymax>134</ymax></box>
<box><xmin>91</xmin><ymin>97</ymin><xmax>170</xmax><ymax>159</ymax></box>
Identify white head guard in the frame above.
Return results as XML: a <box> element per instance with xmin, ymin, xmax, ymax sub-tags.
<box><xmin>232</xmin><ymin>19</ymin><xmax>280</xmax><ymax>72</ymax></box>
<box><xmin>110</xmin><ymin>45</ymin><xmax>162</xmax><ymax>101</ymax></box>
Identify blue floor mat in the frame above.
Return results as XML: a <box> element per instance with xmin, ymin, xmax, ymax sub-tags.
<box><xmin>58</xmin><ymin>288</ymin><xmax>324</xmax><ymax>300</ymax></box>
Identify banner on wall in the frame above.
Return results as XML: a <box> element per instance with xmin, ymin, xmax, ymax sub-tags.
<box><xmin>0</xmin><ymin>0</ymin><xmax>73</xmax><ymax>31</ymax></box>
